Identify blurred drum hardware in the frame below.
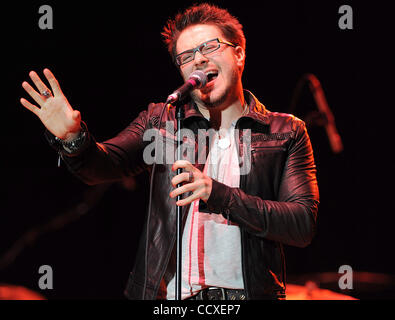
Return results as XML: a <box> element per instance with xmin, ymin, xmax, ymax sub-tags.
<box><xmin>289</xmin><ymin>73</ymin><xmax>343</xmax><ymax>154</ymax></box>
<box><xmin>0</xmin><ymin>183</ymin><xmax>111</xmax><ymax>271</ymax></box>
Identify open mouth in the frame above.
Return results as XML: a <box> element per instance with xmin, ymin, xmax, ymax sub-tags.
<box><xmin>206</xmin><ymin>70</ymin><xmax>219</xmax><ymax>83</ymax></box>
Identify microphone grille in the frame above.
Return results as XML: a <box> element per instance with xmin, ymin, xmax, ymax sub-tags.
<box><xmin>189</xmin><ymin>70</ymin><xmax>207</xmax><ymax>88</ymax></box>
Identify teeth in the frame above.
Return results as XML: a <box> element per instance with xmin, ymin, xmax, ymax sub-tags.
<box><xmin>206</xmin><ymin>70</ymin><xmax>218</xmax><ymax>82</ymax></box>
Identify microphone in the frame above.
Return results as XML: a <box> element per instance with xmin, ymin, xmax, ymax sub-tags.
<box><xmin>166</xmin><ymin>70</ymin><xmax>207</xmax><ymax>104</ymax></box>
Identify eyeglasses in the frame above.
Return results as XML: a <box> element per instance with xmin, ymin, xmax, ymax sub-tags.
<box><xmin>175</xmin><ymin>38</ymin><xmax>237</xmax><ymax>66</ymax></box>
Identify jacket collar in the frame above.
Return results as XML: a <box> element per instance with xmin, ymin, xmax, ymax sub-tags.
<box><xmin>183</xmin><ymin>90</ymin><xmax>270</xmax><ymax>125</ymax></box>
<box><xmin>243</xmin><ymin>90</ymin><xmax>270</xmax><ymax>125</ymax></box>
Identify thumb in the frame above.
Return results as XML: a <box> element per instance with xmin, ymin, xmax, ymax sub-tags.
<box><xmin>72</xmin><ymin>110</ymin><xmax>81</xmax><ymax>121</ymax></box>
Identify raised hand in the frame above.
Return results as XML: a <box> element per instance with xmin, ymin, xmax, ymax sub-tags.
<box><xmin>20</xmin><ymin>68</ymin><xmax>81</xmax><ymax>141</ymax></box>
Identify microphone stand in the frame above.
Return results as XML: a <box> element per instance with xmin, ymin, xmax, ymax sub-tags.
<box><xmin>174</xmin><ymin>101</ymin><xmax>184</xmax><ymax>301</ymax></box>
<box><xmin>165</xmin><ymin>71</ymin><xmax>206</xmax><ymax>300</ymax></box>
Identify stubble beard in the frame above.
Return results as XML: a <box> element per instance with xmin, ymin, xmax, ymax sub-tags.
<box><xmin>192</xmin><ymin>69</ymin><xmax>240</xmax><ymax>111</ymax></box>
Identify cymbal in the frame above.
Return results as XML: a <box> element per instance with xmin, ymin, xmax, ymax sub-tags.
<box><xmin>286</xmin><ymin>282</ymin><xmax>357</xmax><ymax>300</ymax></box>
<box><xmin>287</xmin><ymin>272</ymin><xmax>395</xmax><ymax>299</ymax></box>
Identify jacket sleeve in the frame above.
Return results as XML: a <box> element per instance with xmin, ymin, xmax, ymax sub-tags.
<box><xmin>49</xmin><ymin>108</ymin><xmax>152</xmax><ymax>186</ymax></box>
<box><xmin>204</xmin><ymin>119</ymin><xmax>319</xmax><ymax>248</ymax></box>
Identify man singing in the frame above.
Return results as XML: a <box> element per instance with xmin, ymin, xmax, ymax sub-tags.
<box><xmin>20</xmin><ymin>3</ymin><xmax>319</xmax><ymax>300</ymax></box>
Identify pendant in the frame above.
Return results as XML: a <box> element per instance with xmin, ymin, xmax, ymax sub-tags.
<box><xmin>218</xmin><ymin>137</ymin><xmax>231</xmax><ymax>149</ymax></box>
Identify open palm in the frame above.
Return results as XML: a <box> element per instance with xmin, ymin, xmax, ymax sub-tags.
<box><xmin>20</xmin><ymin>68</ymin><xmax>81</xmax><ymax>141</ymax></box>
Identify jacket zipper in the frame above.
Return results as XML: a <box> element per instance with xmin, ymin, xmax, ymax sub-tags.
<box><xmin>153</xmin><ymin>202</ymin><xmax>191</xmax><ymax>299</ymax></box>
<box><xmin>237</xmin><ymin>130</ymin><xmax>250</xmax><ymax>299</ymax></box>
<box><xmin>252</xmin><ymin>146</ymin><xmax>286</xmax><ymax>150</ymax></box>
<box><xmin>57</xmin><ymin>152</ymin><xmax>62</xmax><ymax>167</ymax></box>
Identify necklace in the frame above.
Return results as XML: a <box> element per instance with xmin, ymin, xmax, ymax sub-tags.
<box><xmin>216</xmin><ymin>102</ymin><xmax>248</xmax><ymax>150</ymax></box>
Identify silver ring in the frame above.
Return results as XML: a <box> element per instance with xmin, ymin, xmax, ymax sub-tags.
<box><xmin>42</xmin><ymin>90</ymin><xmax>52</xmax><ymax>98</ymax></box>
<box><xmin>187</xmin><ymin>171</ymin><xmax>194</xmax><ymax>183</ymax></box>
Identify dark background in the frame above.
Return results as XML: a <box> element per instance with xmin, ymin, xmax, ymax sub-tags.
<box><xmin>1</xmin><ymin>0</ymin><xmax>394</xmax><ymax>299</ymax></box>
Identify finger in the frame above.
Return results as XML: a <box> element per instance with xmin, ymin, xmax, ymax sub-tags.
<box><xmin>176</xmin><ymin>191</ymin><xmax>202</xmax><ymax>206</ymax></box>
<box><xmin>20</xmin><ymin>98</ymin><xmax>40</xmax><ymax>116</ymax></box>
<box><xmin>29</xmin><ymin>71</ymin><xmax>51</xmax><ymax>97</ymax></box>
<box><xmin>172</xmin><ymin>160</ymin><xmax>194</xmax><ymax>172</ymax></box>
<box><xmin>171</xmin><ymin>172</ymin><xmax>192</xmax><ymax>187</ymax></box>
<box><xmin>22</xmin><ymin>81</ymin><xmax>45</xmax><ymax>106</ymax></box>
<box><xmin>170</xmin><ymin>181</ymin><xmax>198</xmax><ymax>198</ymax></box>
<box><xmin>43</xmin><ymin>68</ymin><xmax>63</xmax><ymax>96</ymax></box>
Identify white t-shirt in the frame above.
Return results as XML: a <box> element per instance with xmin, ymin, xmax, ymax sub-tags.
<box><xmin>166</xmin><ymin>123</ymin><xmax>244</xmax><ymax>300</ymax></box>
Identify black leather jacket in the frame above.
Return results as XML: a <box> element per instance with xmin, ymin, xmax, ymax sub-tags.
<box><xmin>48</xmin><ymin>90</ymin><xmax>319</xmax><ymax>300</ymax></box>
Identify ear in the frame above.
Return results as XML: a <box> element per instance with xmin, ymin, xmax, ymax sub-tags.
<box><xmin>234</xmin><ymin>46</ymin><xmax>246</xmax><ymax>70</ymax></box>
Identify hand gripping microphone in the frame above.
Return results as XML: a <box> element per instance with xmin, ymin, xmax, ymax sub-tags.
<box><xmin>166</xmin><ymin>70</ymin><xmax>208</xmax><ymax>104</ymax></box>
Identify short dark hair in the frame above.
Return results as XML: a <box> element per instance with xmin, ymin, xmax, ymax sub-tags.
<box><xmin>162</xmin><ymin>3</ymin><xmax>246</xmax><ymax>62</ymax></box>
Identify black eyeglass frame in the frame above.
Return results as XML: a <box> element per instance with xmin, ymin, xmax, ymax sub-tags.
<box><xmin>175</xmin><ymin>38</ymin><xmax>237</xmax><ymax>66</ymax></box>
